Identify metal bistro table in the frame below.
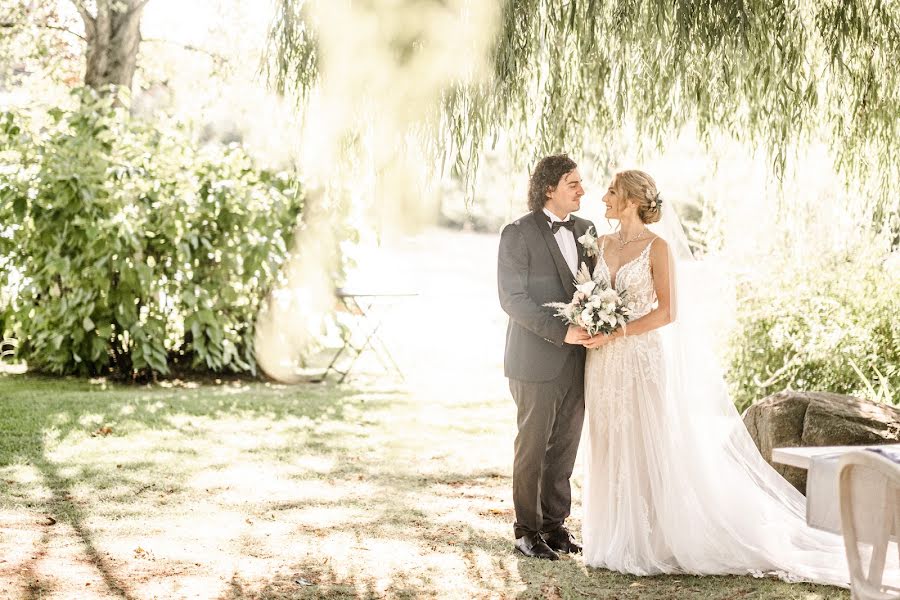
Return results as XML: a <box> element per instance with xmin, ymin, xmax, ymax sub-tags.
<box><xmin>322</xmin><ymin>287</ymin><xmax>418</xmax><ymax>383</ymax></box>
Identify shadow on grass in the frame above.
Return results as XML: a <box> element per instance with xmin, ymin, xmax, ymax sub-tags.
<box><xmin>221</xmin><ymin>567</ymin><xmax>426</xmax><ymax>600</ymax></box>
<box><xmin>0</xmin><ymin>372</ymin><xmax>396</xmax><ymax>599</ymax></box>
<box><xmin>0</xmin><ymin>373</ymin><xmax>851</xmax><ymax>600</ymax></box>
<box><xmin>0</xmin><ymin>374</ymin><xmax>395</xmax><ymax>463</ymax></box>
<box><xmin>24</xmin><ymin>449</ymin><xmax>133</xmax><ymax>600</ymax></box>
<box><xmin>246</xmin><ymin>455</ymin><xmax>851</xmax><ymax>600</ymax></box>
<box><xmin>210</xmin><ymin>521</ymin><xmax>850</xmax><ymax>600</ymax></box>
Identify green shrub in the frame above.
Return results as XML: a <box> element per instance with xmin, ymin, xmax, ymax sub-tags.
<box><xmin>727</xmin><ymin>244</ymin><xmax>900</xmax><ymax>411</ymax></box>
<box><xmin>0</xmin><ymin>260</ymin><xmax>10</xmax><ymax>341</ymax></box>
<box><xmin>0</xmin><ymin>89</ymin><xmax>304</xmax><ymax>378</ymax></box>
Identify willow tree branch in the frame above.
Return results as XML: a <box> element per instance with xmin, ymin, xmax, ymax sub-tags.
<box><xmin>0</xmin><ymin>22</ymin><xmax>87</xmax><ymax>42</ymax></box>
<box><xmin>265</xmin><ymin>0</ymin><xmax>900</xmax><ymax>226</ymax></box>
<box><xmin>69</xmin><ymin>0</ymin><xmax>94</xmax><ymax>23</ymax></box>
<box><xmin>69</xmin><ymin>0</ymin><xmax>95</xmax><ymax>38</ymax></box>
<box><xmin>141</xmin><ymin>38</ymin><xmax>228</xmax><ymax>65</ymax></box>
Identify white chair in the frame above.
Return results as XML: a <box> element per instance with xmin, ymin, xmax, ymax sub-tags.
<box><xmin>838</xmin><ymin>449</ymin><xmax>900</xmax><ymax>600</ymax></box>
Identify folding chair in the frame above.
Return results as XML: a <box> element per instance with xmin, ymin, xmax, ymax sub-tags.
<box><xmin>838</xmin><ymin>448</ymin><xmax>900</xmax><ymax>600</ymax></box>
<box><xmin>323</xmin><ymin>288</ymin><xmax>417</xmax><ymax>383</ymax></box>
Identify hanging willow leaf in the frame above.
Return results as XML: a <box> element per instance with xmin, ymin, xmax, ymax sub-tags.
<box><xmin>263</xmin><ymin>0</ymin><xmax>319</xmax><ymax>99</ymax></box>
<box><xmin>265</xmin><ymin>0</ymin><xmax>900</xmax><ymax>229</ymax></box>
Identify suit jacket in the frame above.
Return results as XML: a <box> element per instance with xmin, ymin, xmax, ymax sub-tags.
<box><xmin>498</xmin><ymin>211</ymin><xmax>596</xmax><ymax>382</ymax></box>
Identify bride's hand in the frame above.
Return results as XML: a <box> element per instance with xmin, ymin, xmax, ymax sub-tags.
<box><xmin>564</xmin><ymin>325</ymin><xmax>591</xmax><ymax>345</ymax></box>
<box><xmin>583</xmin><ymin>330</ymin><xmax>619</xmax><ymax>349</ymax></box>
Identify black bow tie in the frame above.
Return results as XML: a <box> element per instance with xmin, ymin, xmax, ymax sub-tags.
<box><xmin>550</xmin><ymin>219</ymin><xmax>575</xmax><ymax>233</ymax></box>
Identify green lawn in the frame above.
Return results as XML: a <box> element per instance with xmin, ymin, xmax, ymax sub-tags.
<box><xmin>0</xmin><ymin>372</ymin><xmax>849</xmax><ymax>599</ymax></box>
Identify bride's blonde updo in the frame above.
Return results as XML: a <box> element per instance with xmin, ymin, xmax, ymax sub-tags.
<box><xmin>614</xmin><ymin>169</ymin><xmax>662</xmax><ymax>224</ymax></box>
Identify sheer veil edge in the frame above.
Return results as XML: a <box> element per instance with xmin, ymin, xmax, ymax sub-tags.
<box><xmin>641</xmin><ymin>206</ymin><xmax>866</xmax><ymax>587</ymax></box>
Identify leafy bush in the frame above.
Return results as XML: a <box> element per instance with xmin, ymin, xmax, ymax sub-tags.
<box><xmin>0</xmin><ymin>89</ymin><xmax>304</xmax><ymax>378</ymax></box>
<box><xmin>0</xmin><ymin>258</ymin><xmax>10</xmax><ymax>342</ymax></box>
<box><xmin>727</xmin><ymin>244</ymin><xmax>900</xmax><ymax>411</ymax></box>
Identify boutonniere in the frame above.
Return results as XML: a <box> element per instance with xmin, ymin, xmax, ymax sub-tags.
<box><xmin>578</xmin><ymin>226</ymin><xmax>600</xmax><ymax>258</ymax></box>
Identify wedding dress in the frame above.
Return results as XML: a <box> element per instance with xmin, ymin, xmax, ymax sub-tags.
<box><xmin>581</xmin><ymin>232</ymin><xmax>863</xmax><ymax>587</ymax></box>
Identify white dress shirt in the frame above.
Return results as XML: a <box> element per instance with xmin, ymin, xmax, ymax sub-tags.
<box><xmin>542</xmin><ymin>208</ymin><xmax>578</xmax><ymax>276</ymax></box>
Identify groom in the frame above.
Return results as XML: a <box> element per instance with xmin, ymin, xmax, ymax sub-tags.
<box><xmin>497</xmin><ymin>154</ymin><xmax>594</xmax><ymax>560</ymax></box>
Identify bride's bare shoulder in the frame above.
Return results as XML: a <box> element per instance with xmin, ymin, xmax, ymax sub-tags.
<box><xmin>648</xmin><ymin>235</ymin><xmax>671</xmax><ymax>259</ymax></box>
<box><xmin>596</xmin><ymin>234</ymin><xmax>614</xmax><ymax>248</ymax></box>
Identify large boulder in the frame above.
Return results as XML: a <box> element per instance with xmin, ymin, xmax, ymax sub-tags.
<box><xmin>742</xmin><ymin>391</ymin><xmax>900</xmax><ymax>493</ymax></box>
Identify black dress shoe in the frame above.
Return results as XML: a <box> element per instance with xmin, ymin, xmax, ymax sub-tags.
<box><xmin>514</xmin><ymin>533</ymin><xmax>559</xmax><ymax>560</ymax></box>
<box><xmin>543</xmin><ymin>526</ymin><xmax>582</xmax><ymax>554</ymax></box>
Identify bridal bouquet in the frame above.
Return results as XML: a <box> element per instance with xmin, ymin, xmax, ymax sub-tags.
<box><xmin>545</xmin><ymin>263</ymin><xmax>631</xmax><ymax>336</ymax></box>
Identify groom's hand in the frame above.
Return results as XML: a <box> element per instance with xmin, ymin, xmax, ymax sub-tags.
<box><xmin>564</xmin><ymin>325</ymin><xmax>590</xmax><ymax>345</ymax></box>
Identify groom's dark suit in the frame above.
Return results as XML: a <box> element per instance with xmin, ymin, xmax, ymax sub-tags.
<box><xmin>498</xmin><ymin>210</ymin><xmax>595</xmax><ymax>540</ymax></box>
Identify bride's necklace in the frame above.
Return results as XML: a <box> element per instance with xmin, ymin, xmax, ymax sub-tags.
<box><xmin>616</xmin><ymin>228</ymin><xmax>648</xmax><ymax>249</ymax></box>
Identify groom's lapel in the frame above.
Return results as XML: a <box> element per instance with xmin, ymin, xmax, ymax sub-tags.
<box><xmin>536</xmin><ymin>213</ymin><xmax>577</xmax><ymax>298</ymax></box>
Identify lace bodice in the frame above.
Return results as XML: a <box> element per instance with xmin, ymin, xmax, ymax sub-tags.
<box><xmin>595</xmin><ymin>238</ymin><xmax>657</xmax><ymax>319</ymax></box>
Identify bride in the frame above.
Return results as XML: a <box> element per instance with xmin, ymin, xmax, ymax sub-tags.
<box><xmin>577</xmin><ymin>169</ymin><xmax>856</xmax><ymax>586</ymax></box>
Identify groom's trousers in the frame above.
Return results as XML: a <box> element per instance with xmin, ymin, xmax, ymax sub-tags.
<box><xmin>509</xmin><ymin>350</ymin><xmax>585</xmax><ymax>540</ymax></box>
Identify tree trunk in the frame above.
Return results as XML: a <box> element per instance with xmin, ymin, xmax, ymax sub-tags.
<box><xmin>74</xmin><ymin>0</ymin><xmax>148</xmax><ymax>92</ymax></box>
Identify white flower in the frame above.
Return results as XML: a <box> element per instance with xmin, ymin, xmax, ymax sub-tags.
<box><xmin>575</xmin><ymin>281</ymin><xmax>596</xmax><ymax>296</ymax></box>
<box><xmin>578</xmin><ymin>226</ymin><xmax>600</xmax><ymax>257</ymax></box>
<box><xmin>579</xmin><ymin>309</ymin><xmax>593</xmax><ymax>325</ymax></box>
<box><xmin>600</xmin><ymin>289</ymin><xmax>618</xmax><ymax>303</ymax></box>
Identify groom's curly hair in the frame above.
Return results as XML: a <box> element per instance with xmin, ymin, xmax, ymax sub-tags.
<box><xmin>527</xmin><ymin>154</ymin><xmax>578</xmax><ymax>213</ymax></box>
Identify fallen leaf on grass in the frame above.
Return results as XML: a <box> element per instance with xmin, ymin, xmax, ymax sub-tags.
<box><xmin>133</xmin><ymin>546</ymin><xmax>156</xmax><ymax>560</ymax></box>
<box><xmin>540</xmin><ymin>584</ymin><xmax>562</xmax><ymax>600</ymax></box>
<box><xmin>478</xmin><ymin>507</ymin><xmax>513</xmax><ymax>519</ymax></box>
<box><xmin>91</xmin><ymin>426</ymin><xmax>113</xmax><ymax>437</ymax></box>
<box><xmin>629</xmin><ymin>582</ymin><xmax>644</xmax><ymax>587</ymax></box>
